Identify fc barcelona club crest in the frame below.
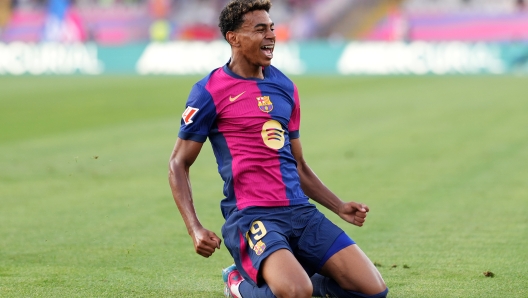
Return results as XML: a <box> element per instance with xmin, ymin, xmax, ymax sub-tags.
<box><xmin>253</xmin><ymin>240</ymin><xmax>266</xmax><ymax>256</ymax></box>
<box><xmin>256</xmin><ymin>96</ymin><xmax>273</xmax><ymax>113</ymax></box>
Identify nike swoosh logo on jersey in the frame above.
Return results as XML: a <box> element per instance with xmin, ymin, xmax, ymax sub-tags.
<box><xmin>229</xmin><ymin>91</ymin><xmax>246</xmax><ymax>102</ymax></box>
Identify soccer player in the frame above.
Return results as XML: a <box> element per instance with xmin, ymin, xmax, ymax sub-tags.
<box><xmin>168</xmin><ymin>1</ymin><xmax>388</xmax><ymax>297</ymax></box>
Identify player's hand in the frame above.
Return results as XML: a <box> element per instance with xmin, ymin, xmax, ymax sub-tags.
<box><xmin>191</xmin><ymin>227</ymin><xmax>222</xmax><ymax>258</ymax></box>
<box><xmin>337</xmin><ymin>202</ymin><xmax>370</xmax><ymax>227</ymax></box>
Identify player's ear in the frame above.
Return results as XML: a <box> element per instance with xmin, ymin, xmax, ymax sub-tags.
<box><xmin>226</xmin><ymin>31</ymin><xmax>240</xmax><ymax>47</ymax></box>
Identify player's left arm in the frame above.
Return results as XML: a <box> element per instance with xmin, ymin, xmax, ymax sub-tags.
<box><xmin>290</xmin><ymin>138</ymin><xmax>369</xmax><ymax>227</ymax></box>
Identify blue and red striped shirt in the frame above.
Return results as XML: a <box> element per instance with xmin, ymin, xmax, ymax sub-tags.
<box><xmin>178</xmin><ymin>63</ymin><xmax>309</xmax><ymax>219</ymax></box>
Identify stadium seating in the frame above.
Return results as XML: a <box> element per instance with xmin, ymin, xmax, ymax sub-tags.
<box><xmin>1</xmin><ymin>0</ymin><xmax>527</xmax><ymax>43</ymax></box>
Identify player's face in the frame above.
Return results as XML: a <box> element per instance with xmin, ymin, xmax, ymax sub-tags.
<box><xmin>237</xmin><ymin>10</ymin><xmax>275</xmax><ymax>67</ymax></box>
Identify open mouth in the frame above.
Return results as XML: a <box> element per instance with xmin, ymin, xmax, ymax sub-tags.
<box><xmin>261</xmin><ymin>45</ymin><xmax>274</xmax><ymax>58</ymax></box>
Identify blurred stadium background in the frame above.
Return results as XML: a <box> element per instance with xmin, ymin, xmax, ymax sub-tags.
<box><xmin>1</xmin><ymin>0</ymin><xmax>528</xmax><ymax>75</ymax></box>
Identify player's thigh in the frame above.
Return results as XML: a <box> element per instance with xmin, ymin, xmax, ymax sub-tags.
<box><xmin>320</xmin><ymin>244</ymin><xmax>386</xmax><ymax>295</ymax></box>
<box><xmin>261</xmin><ymin>248</ymin><xmax>312</xmax><ymax>298</ymax></box>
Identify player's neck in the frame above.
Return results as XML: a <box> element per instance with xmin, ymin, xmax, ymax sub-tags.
<box><xmin>228</xmin><ymin>59</ymin><xmax>264</xmax><ymax>80</ymax></box>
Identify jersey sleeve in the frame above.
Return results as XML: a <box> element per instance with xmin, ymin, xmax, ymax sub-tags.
<box><xmin>288</xmin><ymin>84</ymin><xmax>301</xmax><ymax>139</ymax></box>
<box><xmin>178</xmin><ymin>83</ymin><xmax>217</xmax><ymax>143</ymax></box>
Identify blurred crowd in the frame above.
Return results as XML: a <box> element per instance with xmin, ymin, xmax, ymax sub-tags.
<box><xmin>0</xmin><ymin>0</ymin><xmax>327</xmax><ymax>43</ymax></box>
<box><xmin>0</xmin><ymin>0</ymin><xmax>526</xmax><ymax>44</ymax></box>
<box><xmin>380</xmin><ymin>0</ymin><xmax>528</xmax><ymax>42</ymax></box>
<box><xmin>404</xmin><ymin>0</ymin><xmax>525</xmax><ymax>13</ymax></box>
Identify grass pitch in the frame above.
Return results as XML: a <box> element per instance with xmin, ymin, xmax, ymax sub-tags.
<box><xmin>1</xmin><ymin>75</ymin><xmax>527</xmax><ymax>297</ymax></box>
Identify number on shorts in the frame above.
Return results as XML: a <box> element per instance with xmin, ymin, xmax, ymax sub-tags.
<box><xmin>246</xmin><ymin>220</ymin><xmax>267</xmax><ymax>249</ymax></box>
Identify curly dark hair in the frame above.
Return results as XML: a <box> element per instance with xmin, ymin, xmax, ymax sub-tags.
<box><xmin>219</xmin><ymin>0</ymin><xmax>272</xmax><ymax>41</ymax></box>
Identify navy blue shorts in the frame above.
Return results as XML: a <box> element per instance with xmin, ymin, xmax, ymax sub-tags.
<box><xmin>221</xmin><ymin>204</ymin><xmax>355</xmax><ymax>286</ymax></box>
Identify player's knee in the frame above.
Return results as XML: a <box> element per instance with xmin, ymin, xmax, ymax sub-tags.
<box><xmin>342</xmin><ymin>279</ymin><xmax>387</xmax><ymax>296</ymax></box>
<box><xmin>368</xmin><ymin>281</ymin><xmax>388</xmax><ymax>295</ymax></box>
<box><xmin>344</xmin><ymin>287</ymin><xmax>389</xmax><ymax>298</ymax></box>
<box><xmin>364</xmin><ymin>287</ymin><xmax>389</xmax><ymax>298</ymax></box>
<box><xmin>272</xmin><ymin>281</ymin><xmax>312</xmax><ymax>298</ymax></box>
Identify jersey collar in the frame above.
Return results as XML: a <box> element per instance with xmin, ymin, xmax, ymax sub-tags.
<box><xmin>222</xmin><ymin>60</ymin><xmax>267</xmax><ymax>81</ymax></box>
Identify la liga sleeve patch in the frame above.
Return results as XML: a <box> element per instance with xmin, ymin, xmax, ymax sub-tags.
<box><xmin>182</xmin><ymin>106</ymin><xmax>199</xmax><ymax>125</ymax></box>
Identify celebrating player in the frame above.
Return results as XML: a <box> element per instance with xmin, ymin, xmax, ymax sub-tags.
<box><xmin>168</xmin><ymin>0</ymin><xmax>388</xmax><ymax>297</ymax></box>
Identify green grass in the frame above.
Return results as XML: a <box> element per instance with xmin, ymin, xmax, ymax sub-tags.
<box><xmin>1</xmin><ymin>75</ymin><xmax>527</xmax><ymax>297</ymax></box>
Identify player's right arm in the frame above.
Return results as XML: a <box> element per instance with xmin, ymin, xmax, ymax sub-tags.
<box><xmin>168</xmin><ymin>138</ymin><xmax>221</xmax><ymax>258</ymax></box>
